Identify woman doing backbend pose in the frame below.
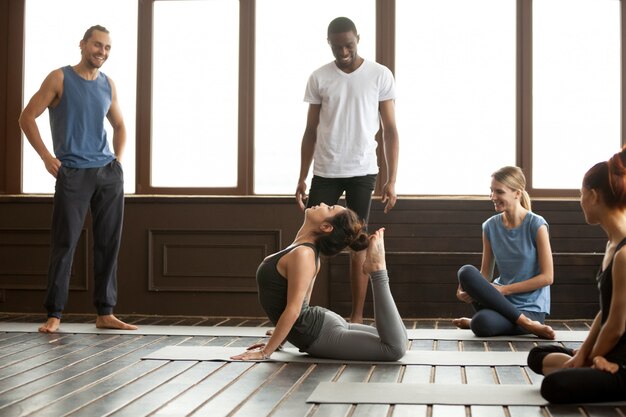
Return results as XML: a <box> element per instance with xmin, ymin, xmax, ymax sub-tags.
<box><xmin>527</xmin><ymin>148</ymin><xmax>626</xmax><ymax>403</ymax></box>
<box><xmin>453</xmin><ymin>166</ymin><xmax>555</xmax><ymax>339</ymax></box>
<box><xmin>231</xmin><ymin>203</ymin><xmax>407</xmax><ymax>361</ymax></box>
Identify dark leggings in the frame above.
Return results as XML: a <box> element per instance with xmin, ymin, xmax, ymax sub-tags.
<box><xmin>527</xmin><ymin>345</ymin><xmax>626</xmax><ymax>403</ymax></box>
<box><xmin>458</xmin><ymin>264</ymin><xmax>545</xmax><ymax>336</ymax></box>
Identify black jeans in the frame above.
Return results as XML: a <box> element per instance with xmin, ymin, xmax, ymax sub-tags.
<box><xmin>45</xmin><ymin>161</ymin><xmax>124</xmax><ymax>318</ymax></box>
<box><xmin>306</xmin><ymin>174</ymin><xmax>377</xmax><ymax>226</ymax></box>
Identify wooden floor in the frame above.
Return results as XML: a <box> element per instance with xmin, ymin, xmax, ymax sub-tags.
<box><xmin>0</xmin><ymin>313</ymin><xmax>618</xmax><ymax>417</ymax></box>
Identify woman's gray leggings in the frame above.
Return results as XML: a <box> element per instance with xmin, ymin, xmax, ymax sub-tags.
<box><xmin>305</xmin><ymin>270</ymin><xmax>408</xmax><ymax>361</ymax></box>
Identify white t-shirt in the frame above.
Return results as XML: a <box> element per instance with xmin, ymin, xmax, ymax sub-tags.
<box><xmin>304</xmin><ymin>59</ymin><xmax>396</xmax><ymax>178</ymax></box>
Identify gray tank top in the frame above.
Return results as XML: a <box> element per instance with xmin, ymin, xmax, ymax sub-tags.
<box><xmin>256</xmin><ymin>243</ymin><xmax>328</xmax><ymax>350</ymax></box>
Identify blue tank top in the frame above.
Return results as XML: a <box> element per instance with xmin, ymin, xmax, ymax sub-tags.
<box><xmin>483</xmin><ymin>211</ymin><xmax>551</xmax><ymax>313</ymax></box>
<box><xmin>48</xmin><ymin>66</ymin><xmax>116</xmax><ymax>168</ymax></box>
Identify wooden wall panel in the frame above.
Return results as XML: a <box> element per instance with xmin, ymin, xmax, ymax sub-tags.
<box><xmin>0</xmin><ymin>196</ymin><xmax>607</xmax><ymax>319</ymax></box>
<box><xmin>148</xmin><ymin>229</ymin><xmax>280</xmax><ymax>292</ymax></box>
<box><xmin>0</xmin><ymin>228</ymin><xmax>88</xmax><ymax>290</ymax></box>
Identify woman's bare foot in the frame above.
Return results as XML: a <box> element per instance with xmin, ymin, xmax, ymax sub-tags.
<box><xmin>39</xmin><ymin>317</ymin><xmax>61</xmax><ymax>333</ymax></box>
<box><xmin>518</xmin><ymin>315</ymin><xmax>555</xmax><ymax>339</ymax></box>
<box><xmin>96</xmin><ymin>315</ymin><xmax>138</xmax><ymax>330</ymax></box>
<box><xmin>452</xmin><ymin>317</ymin><xmax>471</xmax><ymax>329</ymax></box>
<box><xmin>593</xmin><ymin>356</ymin><xmax>620</xmax><ymax>374</ymax></box>
<box><xmin>363</xmin><ymin>228</ymin><xmax>386</xmax><ymax>275</ymax></box>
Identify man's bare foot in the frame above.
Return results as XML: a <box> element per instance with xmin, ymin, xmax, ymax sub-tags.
<box><xmin>518</xmin><ymin>316</ymin><xmax>555</xmax><ymax>339</ymax></box>
<box><xmin>96</xmin><ymin>315</ymin><xmax>138</xmax><ymax>330</ymax></box>
<box><xmin>39</xmin><ymin>317</ymin><xmax>61</xmax><ymax>333</ymax></box>
<box><xmin>363</xmin><ymin>228</ymin><xmax>386</xmax><ymax>275</ymax></box>
<box><xmin>452</xmin><ymin>317</ymin><xmax>471</xmax><ymax>329</ymax></box>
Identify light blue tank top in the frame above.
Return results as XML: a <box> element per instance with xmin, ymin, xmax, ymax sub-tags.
<box><xmin>483</xmin><ymin>211</ymin><xmax>551</xmax><ymax>313</ymax></box>
<box><xmin>49</xmin><ymin>66</ymin><xmax>115</xmax><ymax>168</ymax></box>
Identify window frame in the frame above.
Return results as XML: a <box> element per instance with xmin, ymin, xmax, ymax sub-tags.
<box><xmin>3</xmin><ymin>0</ymin><xmax>625</xmax><ymax>197</ymax></box>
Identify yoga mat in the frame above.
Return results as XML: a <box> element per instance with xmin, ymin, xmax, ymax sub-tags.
<box><xmin>406</xmin><ymin>329</ymin><xmax>588</xmax><ymax>342</ymax></box>
<box><xmin>0</xmin><ymin>322</ymin><xmax>272</xmax><ymax>337</ymax></box>
<box><xmin>307</xmin><ymin>382</ymin><xmax>626</xmax><ymax>406</ymax></box>
<box><xmin>307</xmin><ymin>382</ymin><xmax>548</xmax><ymax>405</ymax></box>
<box><xmin>0</xmin><ymin>322</ymin><xmax>587</xmax><ymax>342</ymax></box>
<box><xmin>142</xmin><ymin>346</ymin><xmax>529</xmax><ymax>365</ymax></box>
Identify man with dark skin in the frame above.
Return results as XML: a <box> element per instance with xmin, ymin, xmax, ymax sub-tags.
<box><xmin>19</xmin><ymin>25</ymin><xmax>137</xmax><ymax>333</ymax></box>
<box><xmin>296</xmin><ymin>17</ymin><xmax>400</xmax><ymax>323</ymax></box>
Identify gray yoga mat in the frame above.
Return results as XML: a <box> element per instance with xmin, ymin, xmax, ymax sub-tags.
<box><xmin>307</xmin><ymin>382</ymin><xmax>548</xmax><ymax>405</ymax></box>
<box><xmin>0</xmin><ymin>322</ymin><xmax>587</xmax><ymax>342</ymax></box>
<box><xmin>142</xmin><ymin>346</ymin><xmax>529</xmax><ymax>365</ymax></box>
<box><xmin>0</xmin><ymin>322</ymin><xmax>272</xmax><ymax>337</ymax></box>
<box><xmin>406</xmin><ymin>329</ymin><xmax>588</xmax><ymax>342</ymax></box>
<box><xmin>307</xmin><ymin>382</ymin><xmax>626</xmax><ymax>406</ymax></box>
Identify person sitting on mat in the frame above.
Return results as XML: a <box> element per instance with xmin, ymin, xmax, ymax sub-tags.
<box><xmin>231</xmin><ymin>203</ymin><xmax>407</xmax><ymax>361</ymax></box>
<box><xmin>527</xmin><ymin>147</ymin><xmax>626</xmax><ymax>404</ymax></box>
<box><xmin>452</xmin><ymin>166</ymin><xmax>555</xmax><ymax>339</ymax></box>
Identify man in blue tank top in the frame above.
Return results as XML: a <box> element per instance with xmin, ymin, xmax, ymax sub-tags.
<box><xmin>19</xmin><ymin>25</ymin><xmax>137</xmax><ymax>333</ymax></box>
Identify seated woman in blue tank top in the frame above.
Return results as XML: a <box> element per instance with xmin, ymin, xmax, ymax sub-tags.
<box><xmin>452</xmin><ymin>166</ymin><xmax>555</xmax><ymax>339</ymax></box>
<box><xmin>527</xmin><ymin>147</ymin><xmax>626</xmax><ymax>404</ymax></box>
<box><xmin>231</xmin><ymin>203</ymin><xmax>407</xmax><ymax>361</ymax></box>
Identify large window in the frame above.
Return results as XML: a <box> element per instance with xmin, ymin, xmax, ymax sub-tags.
<box><xmin>22</xmin><ymin>0</ymin><xmax>138</xmax><ymax>193</ymax></box>
<box><xmin>533</xmin><ymin>0</ymin><xmax>620</xmax><ymax>189</ymax></box>
<box><xmin>151</xmin><ymin>0</ymin><xmax>239</xmax><ymax>188</ymax></box>
<box><xmin>395</xmin><ymin>0</ymin><xmax>516</xmax><ymax>195</ymax></box>
<box><xmin>16</xmin><ymin>1</ymin><xmax>624</xmax><ymax>197</ymax></box>
<box><xmin>254</xmin><ymin>0</ymin><xmax>375</xmax><ymax>194</ymax></box>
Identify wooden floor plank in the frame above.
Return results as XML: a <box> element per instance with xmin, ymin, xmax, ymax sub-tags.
<box><xmin>270</xmin><ymin>364</ymin><xmax>343</xmax><ymax>417</ymax></box>
<box><xmin>109</xmin><ymin>361</ymin><xmax>225</xmax><ymax>417</ymax></box>
<box><xmin>0</xmin><ymin>317</ymin><xmax>619</xmax><ymax>416</ymax></box>
<box><xmin>462</xmin><ymin>340</ymin><xmax>488</xmax><ymax>352</ymax></box>
<box><xmin>0</xmin><ymin>335</ymin><xmax>130</xmax><ymax>393</ymax></box>
<box><xmin>190</xmin><ymin>362</ymin><xmax>285</xmax><ymax>417</ymax></box>
<box><xmin>62</xmin><ymin>361</ymin><xmax>197</xmax><ymax>417</ymax></box>
<box><xmin>486</xmin><ymin>341</ymin><xmax>514</xmax><ymax>352</ymax></box>
<box><xmin>0</xmin><ymin>333</ymin><xmax>76</xmax><ymax>363</ymax></box>
<box><xmin>582</xmin><ymin>406</ymin><xmax>623</xmax><ymax>417</ymax></box>
<box><xmin>151</xmin><ymin>362</ymin><xmax>254</xmax><ymax>416</ymax></box>
<box><xmin>23</xmin><ymin>360</ymin><xmax>169</xmax><ymax>417</ymax></box>
<box><xmin>508</xmin><ymin>405</ymin><xmax>550</xmax><ymax>417</ymax></box>
<box><xmin>545</xmin><ymin>405</ymin><xmax>585</xmax><ymax>416</ymax></box>
<box><xmin>409</xmin><ymin>339</ymin><xmax>435</xmax><ymax>351</ymax></box>
<box><xmin>228</xmin><ymin>363</ymin><xmax>314</xmax><ymax>417</ymax></box>
<box><xmin>0</xmin><ymin>336</ymin><xmax>177</xmax><ymax>415</ymax></box>
<box><xmin>465</xmin><ymin>366</ymin><xmax>496</xmax><ymax>384</ymax></box>
<box><xmin>494</xmin><ymin>366</ymin><xmax>528</xmax><ymax>385</ymax></box>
